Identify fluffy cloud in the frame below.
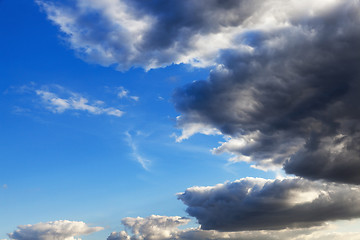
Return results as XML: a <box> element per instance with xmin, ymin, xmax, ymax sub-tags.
<box><xmin>8</xmin><ymin>220</ymin><xmax>103</xmax><ymax>240</ymax></box>
<box><xmin>178</xmin><ymin>178</ymin><xmax>360</xmax><ymax>231</ymax></box>
<box><xmin>108</xmin><ymin>215</ymin><xmax>360</xmax><ymax>240</ymax></box>
<box><xmin>35</xmin><ymin>85</ymin><xmax>123</xmax><ymax>117</ymax></box>
<box><xmin>173</xmin><ymin>0</ymin><xmax>360</xmax><ymax>184</ymax></box>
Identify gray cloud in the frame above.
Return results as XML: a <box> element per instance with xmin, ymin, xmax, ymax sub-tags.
<box><xmin>174</xmin><ymin>0</ymin><xmax>360</xmax><ymax>183</ymax></box>
<box><xmin>178</xmin><ymin>178</ymin><xmax>360</xmax><ymax>231</ymax></box>
<box><xmin>36</xmin><ymin>0</ymin><xmax>288</xmax><ymax>70</ymax></box>
<box><xmin>8</xmin><ymin>220</ymin><xmax>103</xmax><ymax>240</ymax></box>
<box><xmin>107</xmin><ymin>215</ymin><xmax>360</xmax><ymax>240</ymax></box>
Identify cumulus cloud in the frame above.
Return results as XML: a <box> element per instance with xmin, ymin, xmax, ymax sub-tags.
<box><xmin>108</xmin><ymin>215</ymin><xmax>360</xmax><ymax>240</ymax></box>
<box><xmin>36</xmin><ymin>85</ymin><xmax>124</xmax><ymax>117</ymax></box>
<box><xmin>178</xmin><ymin>177</ymin><xmax>360</xmax><ymax>231</ymax></box>
<box><xmin>8</xmin><ymin>220</ymin><xmax>103</xmax><ymax>240</ymax></box>
<box><xmin>173</xmin><ymin>0</ymin><xmax>360</xmax><ymax>184</ymax></box>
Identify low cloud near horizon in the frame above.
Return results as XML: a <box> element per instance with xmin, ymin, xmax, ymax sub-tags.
<box><xmin>7</xmin><ymin>220</ymin><xmax>103</xmax><ymax>240</ymax></box>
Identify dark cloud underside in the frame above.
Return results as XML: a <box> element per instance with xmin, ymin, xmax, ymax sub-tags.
<box><xmin>178</xmin><ymin>178</ymin><xmax>360</xmax><ymax>231</ymax></box>
<box><xmin>174</xmin><ymin>0</ymin><xmax>360</xmax><ymax>184</ymax></box>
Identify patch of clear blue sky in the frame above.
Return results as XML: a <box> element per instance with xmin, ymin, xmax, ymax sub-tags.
<box><xmin>0</xmin><ymin>0</ymin><xmax>274</xmax><ymax>239</ymax></box>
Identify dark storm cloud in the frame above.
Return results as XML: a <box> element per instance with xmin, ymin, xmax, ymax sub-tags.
<box><xmin>174</xmin><ymin>0</ymin><xmax>360</xmax><ymax>184</ymax></box>
<box><xmin>128</xmin><ymin>0</ymin><xmax>258</xmax><ymax>49</ymax></box>
<box><xmin>37</xmin><ymin>0</ymin><xmax>266</xmax><ymax>70</ymax></box>
<box><xmin>178</xmin><ymin>178</ymin><xmax>360</xmax><ymax>231</ymax></box>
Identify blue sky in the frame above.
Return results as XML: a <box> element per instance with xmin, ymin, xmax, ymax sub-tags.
<box><xmin>1</xmin><ymin>0</ymin><xmax>360</xmax><ymax>240</ymax></box>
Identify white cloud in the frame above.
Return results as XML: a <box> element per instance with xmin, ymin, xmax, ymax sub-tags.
<box><xmin>125</xmin><ymin>132</ymin><xmax>151</xmax><ymax>171</ymax></box>
<box><xmin>35</xmin><ymin>86</ymin><xmax>123</xmax><ymax>117</ymax></box>
<box><xmin>117</xmin><ymin>86</ymin><xmax>139</xmax><ymax>101</ymax></box>
<box><xmin>8</xmin><ymin>220</ymin><xmax>103</xmax><ymax>240</ymax></box>
<box><xmin>174</xmin><ymin>116</ymin><xmax>221</xmax><ymax>142</ymax></box>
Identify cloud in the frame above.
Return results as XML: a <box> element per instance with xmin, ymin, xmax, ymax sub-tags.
<box><xmin>173</xmin><ymin>0</ymin><xmax>360</xmax><ymax>184</ymax></box>
<box><xmin>107</xmin><ymin>215</ymin><xmax>360</xmax><ymax>240</ymax></box>
<box><xmin>125</xmin><ymin>132</ymin><xmax>151</xmax><ymax>171</ymax></box>
<box><xmin>35</xmin><ymin>0</ymin><xmax>360</xmax><ymax>235</ymax></box>
<box><xmin>173</xmin><ymin>117</ymin><xmax>221</xmax><ymax>142</ymax></box>
<box><xmin>8</xmin><ymin>220</ymin><xmax>103</xmax><ymax>240</ymax></box>
<box><xmin>39</xmin><ymin>0</ymin><xmax>338</xmax><ymax>71</ymax></box>
<box><xmin>35</xmin><ymin>85</ymin><xmax>124</xmax><ymax>117</ymax></box>
<box><xmin>178</xmin><ymin>177</ymin><xmax>360</xmax><ymax>231</ymax></box>
<box><xmin>117</xmin><ymin>86</ymin><xmax>139</xmax><ymax>101</ymax></box>
<box><xmin>37</xmin><ymin>0</ymin><xmax>360</xmax><ymax>183</ymax></box>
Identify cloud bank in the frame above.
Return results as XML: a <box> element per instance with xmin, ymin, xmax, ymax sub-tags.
<box><xmin>178</xmin><ymin>177</ymin><xmax>360</xmax><ymax>231</ymax></box>
<box><xmin>107</xmin><ymin>215</ymin><xmax>360</xmax><ymax>240</ymax></box>
<box><xmin>8</xmin><ymin>220</ymin><xmax>103</xmax><ymax>240</ymax></box>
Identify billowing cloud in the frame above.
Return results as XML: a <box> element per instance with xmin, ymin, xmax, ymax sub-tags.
<box><xmin>173</xmin><ymin>0</ymin><xmax>360</xmax><ymax>184</ymax></box>
<box><xmin>8</xmin><ymin>220</ymin><xmax>103</xmax><ymax>240</ymax></box>
<box><xmin>107</xmin><ymin>215</ymin><xmax>360</xmax><ymax>240</ymax></box>
<box><xmin>37</xmin><ymin>0</ymin><xmax>341</xmax><ymax>71</ymax></box>
<box><xmin>178</xmin><ymin>178</ymin><xmax>360</xmax><ymax>231</ymax></box>
<box><xmin>35</xmin><ymin>85</ymin><xmax>124</xmax><ymax>117</ymax></box>
<box><xmin>36</xmin><ymin>0</ymin><xmax>257</xmax><ymax>70</ymax></box>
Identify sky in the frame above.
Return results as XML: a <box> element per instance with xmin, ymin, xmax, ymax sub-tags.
<box><xmin>1</xmin><ymin>0</ymin><xmax>360</xmax><ymax>239</ymax></box>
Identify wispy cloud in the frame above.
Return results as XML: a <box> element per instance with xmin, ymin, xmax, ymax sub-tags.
<box><xmin>36</xmin><ymin>87</ymin><xmax>124</xmax><ymax>117</ymax></box>
<box><xmin>125</xmin><ymin>131</ymin><xmax>151</xmax><ymax>171</ymax></box>
<box><xmin>117</xmin><ymin>86</ymin><xmax>139</xmax><ymax>101</ymax></box>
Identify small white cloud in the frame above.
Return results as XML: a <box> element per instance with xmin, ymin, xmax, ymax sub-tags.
<box><xmin>130</xmin><ymin>96</ymin><xmax>139</xmax><ymax>101</ymax></box>
<box><xmin>174</xmin><ymin>117</ymin><xmax>221</xmax><ymax>142</ymax></box>
<box><xmin>117</xmin><ymin>87</ymin><xmax>129</xmax><ymax>99</ymax></box>
<box><xmin>117</xmin><ymin>87</ymin><xmax>139</xmax><ymax>101</ymax></box>
<box><xmin>35</xmin><ymin>86</ymin><xmax>124</xmax><ymax>117</ymax></box>
<box><xmin>8</xmin><ymin>220</ymin><xmax>103</xmax><ymax>240</ymax></box>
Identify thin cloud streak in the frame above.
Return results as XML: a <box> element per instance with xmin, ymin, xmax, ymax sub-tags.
<box><xmin>36</xmin><ymin>87</ymin><xmax>123</xmax><ymax>117</ymax></box>
<box><xmin>124</xmin><ymin>131</ymin><xmax>151</xmax><ymax>171</ymax></box>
